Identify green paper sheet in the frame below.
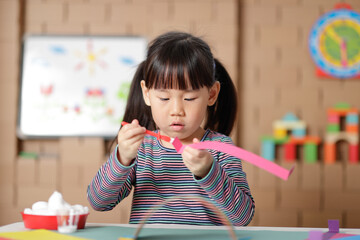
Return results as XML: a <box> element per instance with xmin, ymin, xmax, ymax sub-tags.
<box><xmin>69</xmin><ymin>226</ymin><xmax>310</xmax><ymax>240</ymax></box>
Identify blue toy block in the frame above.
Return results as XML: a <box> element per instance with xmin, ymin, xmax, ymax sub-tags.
<box><xmin>292</xmin><ymin>128</ymin><xmax>306</xmax><ymax>138</ymax></box>
<box><xmin>282</xmin><ymin>112</ymin><xmax>299</xmax><ymax>122</ymax></box>
<box><xmin>346</xmin><ymin>114</ymin><xmax>359</xmax><ymax>124</ymax></box>
<box><xmin>262</xmin><ymin>139</ymin><xmax>275</xmax><ymax>161</ymax></box>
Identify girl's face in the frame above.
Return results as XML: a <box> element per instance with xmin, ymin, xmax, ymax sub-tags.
<box><xmin>141</xmin><ymin>80</ymin><xmax>220</xmax><ymax>145</ymax></box>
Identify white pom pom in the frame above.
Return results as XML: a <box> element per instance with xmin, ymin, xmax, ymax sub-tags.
<box><xmin>24</xmin><ymin>208</ymin><xmax>33</xmax><ymax>214</ymax></box>
<box><xmin>48</xmin><ymin>191</ymin><xmax>65</xmax><ymax>211</ymax></box>
<box><xmin>32</xmin><ymin>201</ymin><xmax>48</xmax><ymax>211</ymax></box>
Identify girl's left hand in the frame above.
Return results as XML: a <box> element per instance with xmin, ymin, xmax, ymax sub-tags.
<box><xmin>182</xmin><ymin>138</ymin><xmax>213</xmax><ymax>179</ymax></box>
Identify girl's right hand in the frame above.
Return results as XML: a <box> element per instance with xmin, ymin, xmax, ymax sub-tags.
<box><xmin>117</xmin><ymin>119</ymin><xmax>146</xmax><ymax>166</ymax></box>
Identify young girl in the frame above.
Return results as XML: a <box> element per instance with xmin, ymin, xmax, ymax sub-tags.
<box><xmin>87</xmin><ymin>31</ymin><xmax>255</xmax><ymax>226</ymax></box>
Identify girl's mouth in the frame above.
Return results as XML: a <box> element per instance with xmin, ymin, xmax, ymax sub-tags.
<box><xmin>170</xmin><ymin>123</ymin><xmax>184</xmax><ymax>131</ymax></box>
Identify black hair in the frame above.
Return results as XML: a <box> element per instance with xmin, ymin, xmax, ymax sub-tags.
<box><xmin>121</xmin><ymin>31</ymin><xmax>237</xmax><ymax>137</ymax></box>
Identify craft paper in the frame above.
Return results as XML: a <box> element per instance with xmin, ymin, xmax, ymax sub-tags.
<box><xmin>0</xmin><ymin>229</ymin><xmax>89</xmax><ymax>240</ymax></box>
<box><xmin>332</xmin><ymin>235</ymin><xmax>360</xmax><ymax>240</ymax></box>
<box><xmin>173</xmin><ymin>138</ymin><xmax>294</xmax><ymax>181</ymax></box>
<box><xmin>308</xmin><ymin>231</ymin><xmax>323</xmax><ymax>240</ymax></box>
<box><xmin>307</xmin><ymin>219</ymin><xmax>360</xmax><ymax>240</ymax></box>
<box><xmin>120</xmin><ymin>122</ymin><xmax>294</xmax><ymax>180</ymax></box>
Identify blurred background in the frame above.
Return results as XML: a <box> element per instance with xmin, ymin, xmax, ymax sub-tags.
<box><xmin>0</xmin><ymin>0</ymin><xmax>360</xmax><ymax>228</ymax></box>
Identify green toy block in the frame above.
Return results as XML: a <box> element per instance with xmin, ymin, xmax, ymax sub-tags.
<box><xmin>19</xmin><ymin>151</ymin><xmax>38</xmax><ymax>159</ymax></box>
<box><xmin>261</xmin><ymin>135</ymin><xmax>289</xmax><ymax>144</ymax></box>
<box><xmin>261</xmin><ymin>136</ymin><xmax>274</xmax><ymax>141</ymax></box>
<box><xmin>304</xmin><ymin>143</ymin><xmax>317</xmax><ymax>163</ymax></box>
<box><xmin>327</xmin><ymin>124</ymin><xmax>340</xmax><ymax>133</ymax></box>
<box><xmin>334</xmin><ymin>102</ymin><xmax>350</xmax><ymax>110</ymax></box>
<box><xmin>274</xmin><ymin>136</ymin><xmax>289</xmax><ymax>144</ymax></box>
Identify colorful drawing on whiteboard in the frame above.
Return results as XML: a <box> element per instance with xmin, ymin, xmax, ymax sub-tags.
<box><xmin>74</xmin><ymin>39</ymin><xmax>108</xmax><ymax>75</ymax></box>
<box><xmin>18</xmin><ymin>35</ymin><xmax>147</xmax><ymax>138</ymax></box>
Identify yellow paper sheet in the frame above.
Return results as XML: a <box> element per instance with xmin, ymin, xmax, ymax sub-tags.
<box><xmin>0</xmin><ymin>229</ymin><xmax>90</xmax><ymax>240</ymax></box>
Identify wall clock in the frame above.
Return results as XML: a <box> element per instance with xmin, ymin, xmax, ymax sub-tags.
<box><xmin>309</xmin><ymin>4</ymin><xmax>360</xmax><ymax>79</ymax></box>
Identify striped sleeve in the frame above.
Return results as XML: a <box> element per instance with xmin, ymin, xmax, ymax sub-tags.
<box><xmin>195</xmin><ymin>139</ymin><xmax>255</xmax><ymax>226</ymax></box>
<box><xmin>87</xmin><ymin>145</ymin><xmax>135</xmax><ymax>211</ymax></box>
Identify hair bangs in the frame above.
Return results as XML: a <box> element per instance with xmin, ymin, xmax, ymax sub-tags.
<box><xmin>145</xmin><ymin>46</ymin><xmax>214</xmax><ymax>90</ymax></box>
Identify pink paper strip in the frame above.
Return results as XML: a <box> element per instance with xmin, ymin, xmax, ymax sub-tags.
<box><xmin>308</xmin><ymin>231</ymin><xmax>323</xmax><ymax>240</ymax></box>
<box><xmin>172</xmin><ymin>138</ymin><xmax>294</xmax><ymax>181</ymax></box>
<box><xmin>332</xmin><ymin>235</ymin><xmax>360</xmax><ymax>240</ymax></box>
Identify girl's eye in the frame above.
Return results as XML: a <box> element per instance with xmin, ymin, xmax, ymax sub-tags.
<box><xmin>160</xmin><ymin>98</ymin><xmax>169</xmax><ymax>101</ymax></box>
<box><xmin>184</xmin><ymin>98</ymin><xmax>196</xmax><ymax>101</ymax></box>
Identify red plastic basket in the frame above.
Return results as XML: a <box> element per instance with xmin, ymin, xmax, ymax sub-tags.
<box><xmin>21</xmin><ymin>212</ymin><xmax>89</xmax><ymax>230</ymax></box>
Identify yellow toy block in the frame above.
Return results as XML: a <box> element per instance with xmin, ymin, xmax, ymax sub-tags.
<box><xmin>274</xmin><ymin>128</ymin><xmax>287</xmax><ymax>139</ymax></box>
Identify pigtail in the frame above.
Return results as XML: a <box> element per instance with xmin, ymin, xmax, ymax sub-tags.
<box><xmin>122</xmin><ymin>61</ymin><xmax>156</xmax><ymax>130</ymax></box>
<box><xmin>112</xmin><ymin>61</ymin><xmax>155</xmax><ymax>148</ymax></box>
<box><xmin>205</xmin><ymin>58</ymin><xmax>237</xmax><ymax>136</ymax></box>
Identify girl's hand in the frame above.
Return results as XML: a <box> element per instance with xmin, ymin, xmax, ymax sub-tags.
<box><xmin>117</xmin><ymin>119</ymin><xmax>146</xmax><ymax>166</ymax></box>
<box><xmin>182</xmin><ymin>138</ymin><xmax>213</xmax><ymax>179</ymax></box>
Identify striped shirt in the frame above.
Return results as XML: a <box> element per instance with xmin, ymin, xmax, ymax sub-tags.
<box><xmin>87</xmin><ymin>129</ymin><xmax>255</xmax><ymax>226</ymax></box>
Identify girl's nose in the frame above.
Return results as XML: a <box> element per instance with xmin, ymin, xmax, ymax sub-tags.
<box><xmin>170</xmin><ymin>99</ymin><xmax>185</xmax><ymax>116</ymax></box>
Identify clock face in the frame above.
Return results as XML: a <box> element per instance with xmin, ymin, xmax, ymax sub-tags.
<box><xmin>309</xmin><ymin>9</ymin><xmax>360</xmax><ymax>78</ymax></box>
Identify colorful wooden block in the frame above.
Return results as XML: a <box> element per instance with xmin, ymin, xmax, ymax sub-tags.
<box><xmin>273</xmin><ymin>120</ymin><xmax>306</xmax><ymax>130</ymax></box>
<box><xmin>304</xmin><ymin>143</ymin><xmax>317</xmax><ymax>163</ymax></box>
<box><xmin>325</xmin><ymin>103</ymin><xmax>359</xmax><ymax>164</ymax></box>
<box><xmin>324</xmin><ymin>143</ymin><xmax>336</xmax><ymax>164</ymax></box>
<box><xmin>334</xmin><ymin>102</ymin><xmax>350</xmax><ymax>110</ymax></box>
<box><xmin>284</xmin><ymin>143</ymin><xmax>296</xmax><ymax>162</ymax></box>
<box><xmin>261</xmin><ymin>138</ymin><xmax>275</xmax><ymax>161</ymax></box>
<box><xmin>346</xmin><ymin>114</ymin><xmax>359</xmax><ymax>124</ymax></box>
<box><xmin>274</xmin><ymin>136</ymin><xmax>290</xmax><ymax>144</ymax></box>
<box><xmin>327</xmin><ymin>124</ymin><xmax>340</xmax><ymax>133</ymax></box>
<box><xmin>262</xmin><ymin>112</ymin><xmax>321</xmax><ymax>162</ymax></box>
<box><xmin>328</xmin><ymin>114</ymin><xmax>339</xmax><ymax>123</ymax></box>
<box><xmin>274</xmin><ymin>128</ymin><xmax>287</xmax><ymax>139</ymax></box>
<box><xmin>289</xmin><ymin>136</ymin><xmax>321</xmax><ymax>145</ymax></box>
<box><xmin>349</xmin><ymin>144</ymin><xmax>359</xmax><ymax>163</ymax></box>
<box><xmin>346</xmin><ymin>124</ymin><xmax>358</xmax><ymax>133</ymax></box>
<box><xmin>292</xmin><ymin>128</ymin><xmax>306</xmax><ymax>138</ymax></box>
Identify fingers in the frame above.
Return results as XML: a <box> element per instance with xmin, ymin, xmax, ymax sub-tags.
<box><xmin>183</xmin><ymin>141</ymin><xmax>206</xmax><ymax>158</ymax></box>
<box><xmin>182</xmin><ymin>148</ymin><xmax>213</xmax><ymax>178</ymax></box>
<box><xmin>123</xmin><ymin>133</ymin><xmax>145</xmax><ymax>147</ymax></box>
<box><xmin>192</xmin><ymin>138</ymin><xmax>200</xmax><ymax>143</ymax></box>
<box><xmin>117</xmin><ymin>119</ymin><xmax>146</xmax><ymax>166</ymax></box>
<box><xmin>181</xmin><ymin>138</ymin><xmax>214</xmax><ymax>177</ymax></box>
<box><xmin>119</xmin><ymin>119</ymin><xmax>146</xmax><ymax>139</ymax></box>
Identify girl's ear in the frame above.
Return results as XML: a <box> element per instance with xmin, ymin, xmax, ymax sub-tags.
<box><xmin>140</xmin><ymin>80</ymin><xmax>151</xmax><ymax>106</ymax></box>
<box><xmin>208</xmin><ymin>81</ymin><xmax>220</xmax><ymax>106</ymax></box>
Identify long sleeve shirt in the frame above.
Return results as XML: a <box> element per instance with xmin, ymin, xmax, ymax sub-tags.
<box><xmin>87</xmin><ymin>129</ymin><xmax>255</xmax><ymax>226</ymax></box>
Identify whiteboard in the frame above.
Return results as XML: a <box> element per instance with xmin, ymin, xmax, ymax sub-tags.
<box><xmin>17</xmin><ymin>35</ymin><xmax>147</xmax><ymax>139</ymax></box>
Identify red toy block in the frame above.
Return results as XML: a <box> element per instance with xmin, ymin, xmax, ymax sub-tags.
<box><xmin>349</xmin><ymin>144</ymin><xmax>359</xmax><ymax>164</ymax></box>
<box><xmin>284</xmin><ymin>143</ymin><xmax>296</xmax><ymax>162</ymax></box>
